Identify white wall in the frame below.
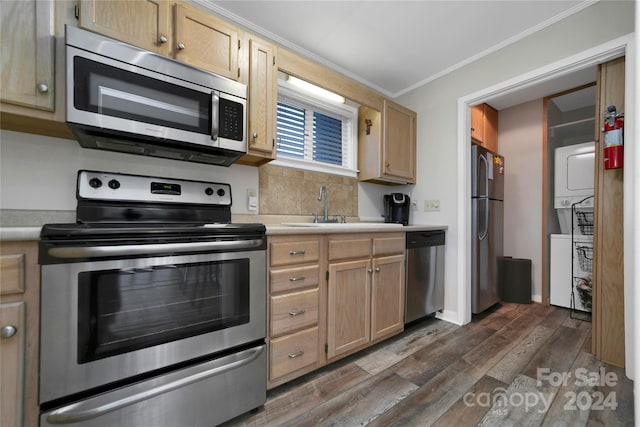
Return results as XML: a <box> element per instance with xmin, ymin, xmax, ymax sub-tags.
<box><xmin>395</xmin><ymin>0</ymin><xmax>636</xmax><ymax>380</ymax></box>
<box><xmin>0</xmin><ymin>130</ymin><xmax>259</xmax><ymax>214</ymax></box>
<box><xmin>499</xmin><ymin>100</ymin><xmax>544</xmax><ymax>301</ymax></box>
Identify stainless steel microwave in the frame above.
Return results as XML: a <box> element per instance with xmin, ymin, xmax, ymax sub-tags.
<box><xmin>65</xmin><ymin>26</ymin><xmax>247</xmax><ymax>166</ymax></box>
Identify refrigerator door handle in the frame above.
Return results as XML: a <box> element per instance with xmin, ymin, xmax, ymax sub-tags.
<box><xmin>478</xmin><ymin>198</ymin><xmax>489</xmax><ymax>241</ymax></box>
<box><xmin>478</xmin><ymin>154</ymin><xmax>489</xmax><ymax>197</ymax></box>
<box><xmin>476</xmin><ymin>153</ymin><xmax>490</xmax><ymax>241</ymax></box>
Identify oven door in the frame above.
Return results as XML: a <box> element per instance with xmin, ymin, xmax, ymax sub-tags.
<box><xmin>40</xmin><ymin>248</ymin><xmax>265</xmax><ymax>404</ymax></box>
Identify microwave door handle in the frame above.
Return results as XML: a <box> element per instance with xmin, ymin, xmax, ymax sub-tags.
<box><xmin>211</xmin><ymin>91</ymin><xmax>219</xmax><ymax>141</ymax></box>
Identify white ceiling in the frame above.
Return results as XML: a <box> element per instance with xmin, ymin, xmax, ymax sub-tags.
<box><xmin>205</xmin><ymin>0</ymin><xmax>598</xmax><ymax>109</ymax></box>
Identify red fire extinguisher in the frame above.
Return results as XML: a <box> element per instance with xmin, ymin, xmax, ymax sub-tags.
<box><xmin>603</xmin><ymin>105</ymin><xmax>624</xmax><ymax>169</ymax></box>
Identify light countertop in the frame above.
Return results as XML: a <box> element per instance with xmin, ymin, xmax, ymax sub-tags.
<box><xmin>266</xmin><ymin>223</ymin><xmax>447</xmax><ymax>235</ymax></box>
<box><xmin>0</xmin><ymin>223</ymin><xmax>447</xmax><ymax>241</ymax></box>
<box><xmin>0</xmin><ymin>210</ymin><xmax>446</xmax><ymax>241</ymax></box>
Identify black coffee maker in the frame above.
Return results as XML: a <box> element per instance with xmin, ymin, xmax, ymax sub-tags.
<box><xmin>383</xmin><ymin>193</ymin><xmax>410</xmax><ymax>225</ymax></box>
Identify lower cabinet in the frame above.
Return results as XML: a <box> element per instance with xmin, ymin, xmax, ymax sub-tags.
<box><xmin>326</xmin><ymin>234</ymin><xmax>405</xmax><ymax>361</ymax></box>
<box><xmin>266</xmin><ymin>232</ymin><xmax>405</xmax><ymax>388</ymax></box>
<box><xmin>267</xmin><ymin>235</ymin><xmax>322</xmax><ymax>389</ymax></box>
<box><xmin>0</xmin><ymin>241</ymin><xmax>39</xmax><ymax>427</ymax></box>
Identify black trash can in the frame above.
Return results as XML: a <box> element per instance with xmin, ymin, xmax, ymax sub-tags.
<box><xmin>500</xmin><ymin>257</ymin><xmax>532</xmax><ymax>304</ymax></box>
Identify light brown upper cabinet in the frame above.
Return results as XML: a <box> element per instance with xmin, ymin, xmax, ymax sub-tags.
<box><xmin>173</xmin><ymin>4</ymin><xmax>240</xmax><ymax>79</ymax></box>
<box><xmin>78</xmin><ymin>0</ymin><xmax>172</xmax><ymax>56</ymax></box>
<box><xmin>1</xmin><ymin>0</ymin><xmax>55</xmax><ymax>111</ymax></box>
<box><xmin>358</xmin><ymin>99</ymin><xmax>417</xmax><ymax>184</ymax></box>
<box><xmin>471</xmin><ymin>103</ymin><xmax>499</xmax><ymax>153</ymax></box>
<box><xmin>78</xmin><ymin>1</ymin><xmax>241</xmax><ymax>80</ymax></box>
<box><xmin>243</xmin><ymin>36</ymin><xmax>277</xmax><ymax>164</ymax></box>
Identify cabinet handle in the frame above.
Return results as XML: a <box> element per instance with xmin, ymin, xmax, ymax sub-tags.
<box><xmin>288</xmin><ymin>350</ymin><xmax>304</xmax><ymax>359</ymax></box>
<box><xmin>367</xmin><ymin>268</ymin><xmax>373</xmax><ymax>273</ymax></box>
<box><xmin>252</xmin><ymin>132</ymin><xmax>258</xmax><ymax>139</ymax></box>
<box><xmin>1</xmin><ymin>325</ymin><xmax>17</xmax><ymax>339</ymax></box>
<box><xmin>159</xmin><ymin>35</ymin><xmax>168</xmax><ymax>44</ymax></box>
<box><xmin>375</xmin><ymin>267</ymin><xmax>381</xmax><ymax>273</ymax></box>
<box><xmin>289</xmin><ymin>276</ymin><xmax>306</xmax><ymax>282</ymax></box>
<box><xmin>177</xmin><ymin>42</ymin><xmax>185</xmax><ymax>50</ymax></box>
<box><xmin>37</xmin><ymin>83</ymin><xmax>49</xmax><ymax>93</ymax></box>
<box><xmin>385</xmin><ymin>162</ymin><xmax>390</xmax><ymax>168</ymax></box>
<box><xmin>289</xmin><ymin>250</ymin><xmax>306</xmax><ymax>255</ymax></box>
<box><xmin>289</xmin><ymin>309</ymin><xmax>306</xmax><ymax>316</ymax></box>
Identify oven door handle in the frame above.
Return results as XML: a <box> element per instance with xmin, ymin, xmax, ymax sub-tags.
<box><xmin>47</xmin><ymin>239</ymin><xmax>264</xmax><ymax>259</ymax></box>
<box><xmin>45</xmin><ymin>345</ymin><xmax>264</xmax><ymax>424</ymax></box>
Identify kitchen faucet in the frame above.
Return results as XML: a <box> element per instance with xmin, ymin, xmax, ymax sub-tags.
<box><xmin>317</xmin><ymin>185</ymin><xmax>329</xmax><ymax>222</ymax></box>
<box><xmin>313</xmin><ymin>185</ymin><xmax>343</xmax><ymax>223</ymax></box>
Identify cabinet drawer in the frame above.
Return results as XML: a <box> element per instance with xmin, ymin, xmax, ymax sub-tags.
<box><xmin>270</xmin><ymin>289</ymin><xmax>318</xmax><ymax>336</ymax></box>
<box><xmin>328</xmin><ymin>238</ymin><xmax>371</xmax><ymax>261</ymax></box>
<box><xmin>270</xmin><ymin>265</ymin><xmax>319</xmax><ymax>294</ymax></box>
<box><xmin>0</xmin><ymin>254</ymin><xmax>25</xmax><ymax>295</ymax></box>
<box><xmin>373</xmin><ymin>234</ymin><xmax>405</xmax><ymax>256</ymax></box>
<box><xmin>270</xmin><ymin>327</ymin><xmax>318</xmax><ymax>380</ymax></box>
<box><xmin>270</xmin><ymin>239</ymin><xmax>320</xmax><ymax>267</ymax></box>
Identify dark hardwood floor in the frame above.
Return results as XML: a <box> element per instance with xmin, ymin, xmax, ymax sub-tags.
<box><xmin>224</xmin><ymin>303</ymin><xmax>634</xmax><ymax>426</ymax></box>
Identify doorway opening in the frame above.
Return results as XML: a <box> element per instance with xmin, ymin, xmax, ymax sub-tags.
<box><xmin>456</xmin><ymin>35</ymin><xmax>633</xmax><ymax>328</ymax></box>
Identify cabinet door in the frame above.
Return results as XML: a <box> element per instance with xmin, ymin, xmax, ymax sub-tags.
<box><xmin>247</xmin><ymin>37</ymin><xmax>277</xmax><ymax>159</ymax></box>
<box><xmin>0</xmin><ymin>0</ymin><xmax>54</xmax><ymax>110</ymax></box>
<box><xmin>0</xmin><ymin>302</ymin><xmax>25</xmax><ymax>427</ymax></box>
<box><xmin>483</xmin><ymin>104</ymin><xmax>499</xmax><ymax>153</ymax></box>
<box><xmin>327</xmin><ymin>259</ymin><xmax>371</xmax><ymax>359</ymax></box>
<box><xmin>174</xmin><ymin>3</ymin><xmax>239</xmax><ymax>79</ymax></box>
<box><xmin>471</xmin><ymin>104</ymin><xmax>484</xmax><ymax>143</ymax></box>
<box><xmin>382</xmin><ymin>99</ymin><xmax>416</xmax><ymax>183</ymax></box>
<box><xmin>371</xmin><ymin>255</ymin><xmax>405</xmax><ymax>341</ymax></box>
<box><xmin>78</xmin><ymin>0</ymin><xmax>171</xmax><ymax>56</ymax></box>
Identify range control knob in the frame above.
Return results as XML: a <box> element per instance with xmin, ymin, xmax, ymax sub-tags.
<box><xmin>89</xmin><ymin>177</ymin><xmax>102</xmax><ymax>188</ymax></box>
<box><xmin>205</xmin><ymin>187</ymin><xmax>214</xmax><ymax>196</ymax></box>
<box><xmin>217</xmin><ymin>188</ymin><xmax>226</xmax><ymax>197</ymax></box>
<box><xmin>108</xmin><ymin>179</ymin><xmax>121</xmax><ymax>190</ymax></box>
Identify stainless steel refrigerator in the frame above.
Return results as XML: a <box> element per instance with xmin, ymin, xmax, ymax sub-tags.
<box><xmin>471</xmin><ymin>145</ymin><xmax>504</xmax><ymax>314</ymax></box>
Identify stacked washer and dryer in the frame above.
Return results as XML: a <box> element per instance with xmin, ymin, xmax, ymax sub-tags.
<box><xmin>549</xmin><ymin>141</ymin><xmax>595</xmax><ymax>312</ymax></box>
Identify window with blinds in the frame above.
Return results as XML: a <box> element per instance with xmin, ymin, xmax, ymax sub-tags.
<box><xmin>275</xmin><ymin>78</ymin><xmax>358</xmax><ymax>177</ymax></box>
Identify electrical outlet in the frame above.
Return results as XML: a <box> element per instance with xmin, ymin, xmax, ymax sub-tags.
<box><xmin>424</xmin><ymin>199</ymin><xmax>440</xmax><ymax>212</ymax></box>
<box><xmin>247</xmin><ymin>189</ymin><xmax>257</xmax><ymax>211</ymax></box>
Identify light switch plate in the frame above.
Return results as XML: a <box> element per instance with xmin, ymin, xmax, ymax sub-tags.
<box><xmin>424</xmin><ymin>199</ymin><xmax>440</xmax><ymax>212</ymax></box>
<box><xmin>247</xmin><ymin>189</ymin><xmax>257</xmax><ymax>211</ymax></box>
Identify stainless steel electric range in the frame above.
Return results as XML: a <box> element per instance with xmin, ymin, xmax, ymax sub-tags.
<box><xmin>38</xmin><ymin>170</ymin><xmax>266</xmax><ymax>427</ymax></box>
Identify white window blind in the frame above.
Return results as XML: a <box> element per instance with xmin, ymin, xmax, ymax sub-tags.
<box><xmin>274</xmin><ymin>80</ymin><xmax>357</xmax><ymax>177</ymax></box>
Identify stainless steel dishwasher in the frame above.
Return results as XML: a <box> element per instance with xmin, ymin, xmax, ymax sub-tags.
<box><xmin>405</xmin><ymin>230</ymin><xmax>445</xmax><ymax>323</ymax></box>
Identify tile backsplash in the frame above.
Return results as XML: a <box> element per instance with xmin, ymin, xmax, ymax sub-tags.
<box><xmin>259</xmin><ymin>165</ymin><xmax>358</xmax><ymax>217</ymax></box>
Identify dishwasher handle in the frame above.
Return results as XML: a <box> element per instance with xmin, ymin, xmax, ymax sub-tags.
<box><xmin>406</xmin><ymin>231</ymin><xmax>445</xmax><ymax>249</ymax></box>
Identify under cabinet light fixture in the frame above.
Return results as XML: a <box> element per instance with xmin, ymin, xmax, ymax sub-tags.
<box><xmin>286</xmin><ymin>75</ymin><xmax>346</xmax><ymax>104</ymax></box>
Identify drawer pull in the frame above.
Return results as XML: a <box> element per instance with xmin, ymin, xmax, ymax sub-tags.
<box><xmin>289</xmin><ymin>309</ymin><xmax>306</xmax><ymax>317</ymax></box>
<box><xmin>288</xmin><ymin>350</ymin><xmax>304</xmax><ymax>359</ymax></box>
<box><xmin>289</xmin><ymin>250</ymin><xmax>306</xmax><ymax>255</ymax></box>
<box><xmin>289</xmin><ymin>276</ymin><xmax>306</xmax><ymax>282</ymax></box>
